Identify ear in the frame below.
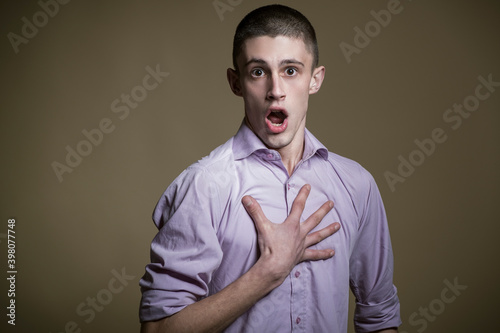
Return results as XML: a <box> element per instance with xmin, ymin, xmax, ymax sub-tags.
<box><xmin>309</xmin><ymin>65</ymin><xmax>326</xmax><ymax>95</ymax></box>
<box><xmin>227</xmin><ymin>68</ymin><xmax>243</xmax><ymax>97</ymax></box>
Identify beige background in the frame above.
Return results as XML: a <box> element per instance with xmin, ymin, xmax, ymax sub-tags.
<box><xmin>1</xmin><ymin>0</ymin><xmax>499</xmax><ymax>332</ymax></box>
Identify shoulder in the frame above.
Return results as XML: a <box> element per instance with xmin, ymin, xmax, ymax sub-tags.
<box><xmin>168</xmin><ymin>137</ymin><xmax>236</xmax><ymax>191</ymax></box>
<box><xmin>176</xmin><ymin>137</ymin><xmax>236</xmax><ymax>193</ymax></box>
<box><xmin>324</xmin><ymin>151</ymin><xmax>381</xmax><ymax>221</ymax></box>
<box><xmin>195</xmin><ymin>137</ymin><xmax>235</xmax><ymax>171</ymax></box>
<box><xmin>153</xmin><ymin>138</ymin><xmax>236</xmax><ymax>227</ymax></box>
<box><xmin>326</xmin><ymin>151</ymin><xmax>376</xmax><ymax>191</ymax></box>
<box><xmin>305</xmin><ymin>127</ymin><xmax>375</xmax><ymax>193</ymax></box>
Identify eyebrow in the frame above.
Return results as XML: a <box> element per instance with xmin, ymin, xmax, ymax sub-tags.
<box><xmin>244</xmin><ymin>58</ymin><xmax>305</xmax><ymax>68</ymax></box>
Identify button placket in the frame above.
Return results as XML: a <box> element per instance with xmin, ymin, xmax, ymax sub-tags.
<box><xmin>290</xmin><ymin>262</ymin><xmax>307</xmax><ymax>331</ymax></box>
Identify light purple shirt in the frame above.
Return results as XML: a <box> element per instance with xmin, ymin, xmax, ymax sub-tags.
<box><xmin>139</xmin><ymin>122</ymin><xmax>401</xmax><ymax>332</ymax></box>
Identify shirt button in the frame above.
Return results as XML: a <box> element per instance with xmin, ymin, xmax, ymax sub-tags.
<box><xmin>267</xmin><ymin>153</ymin><xmax>273</xmax><ymax>159</ymax></box>
<box><xmin>296</xmin><ymin>317</ymin><xmax>301</xmax><ymax>324</ymax></box>
<box><xmin>295</xmin><ymin>271</ymin><xmax>300</xmax><ymax>278</ymax></box>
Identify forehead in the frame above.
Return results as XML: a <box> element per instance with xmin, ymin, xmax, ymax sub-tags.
<box><xmin>238</xmin><ymin>35</ymin><xmax>313</xmax><ymax>68</ymax></box>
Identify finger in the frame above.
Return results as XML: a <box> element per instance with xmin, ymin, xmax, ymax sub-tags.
<box><xmin>242</xmin><ymin>195</ymin><xmax>269</xmax><ymax>232</ymax></box>
<box><xmin>302</xmin><ymin>248</ymin><xmax>335</xmax><ymax>262</ymax></box>
<box><xmin>288</xmin><ymin>184</ymin><xmax>311</xmax><ymax>222</ymax></box>
<box><xmin>301</xmin><ymin>200</ymin><xmax>334</xmax><ymax>234</ymax></box>
<box><xmin>304</xmin><ymin>222</ymin><xmax>340</xmax><ymax>248</ymax></box>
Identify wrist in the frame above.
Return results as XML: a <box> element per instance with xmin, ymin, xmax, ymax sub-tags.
<box><xmin>249</xmin><ymin>257</ymin><xmax>289</xmax><ymax>291</ymax></box>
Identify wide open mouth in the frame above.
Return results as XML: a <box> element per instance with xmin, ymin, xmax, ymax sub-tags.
<box><xmin>266</xmin><ymin>108</ymin><xmax>288</xmax><ymax>126</ymax></box>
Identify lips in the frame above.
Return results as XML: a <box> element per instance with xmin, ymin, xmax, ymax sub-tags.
<box><xmin>265</xmin><ymin>107</ymin><xmax>288</xmax><ymax>133</ymax></box>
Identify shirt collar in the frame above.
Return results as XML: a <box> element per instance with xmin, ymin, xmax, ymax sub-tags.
<box><xmin>232</xmin><ymin>120</ymin><xmax>329</xmax><ymax>161</ymax></box>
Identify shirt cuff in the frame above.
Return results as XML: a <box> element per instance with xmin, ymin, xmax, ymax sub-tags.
<box><xmin>139</xmin><ymin>289</ymin><xmax>193</xmax><ymax>323</ymax></box>
<box><xmin>353</xmin><ymin>287</ymin><xmax>402</xmax><ymax>333</ymax></box>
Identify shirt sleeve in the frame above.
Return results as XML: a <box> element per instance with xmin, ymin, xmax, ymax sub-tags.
<box><xmin>139</xmin><ymin>165</ymin><xmax>224</xmax><ymax>322</ymax></box>
<box><xmin>349</xmin><ymin>170</ymin><xmax>402</xmax><ymax>332</ymax></box>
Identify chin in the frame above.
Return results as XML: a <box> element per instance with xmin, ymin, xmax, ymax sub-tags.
<box><xmin>263</xmin><ymin>134</ymin><xmax>292</xmax><ymax>150</ymax></box>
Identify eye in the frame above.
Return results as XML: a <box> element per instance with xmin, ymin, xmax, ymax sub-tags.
<box><xmin>251</xmin><ymin>68</ymin><xmax>265</xmax><ymax>77</ymax></box>
<box><xmin>285</xmin><ymin>67</ymin><xmax>298</xmax><ymax>76</ymax></box>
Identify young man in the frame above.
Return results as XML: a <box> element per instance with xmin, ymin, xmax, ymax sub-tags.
<box><xmin>140</xmin><ymin>5</ymin><xmax>401</xmax><ymax>333</ymax></box>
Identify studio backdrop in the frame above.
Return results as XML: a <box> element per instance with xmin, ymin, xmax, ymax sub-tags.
<box><xmin>1</xmin><ymin>0</ymin><xmax>499</xmax><ymax>332</ymax></box>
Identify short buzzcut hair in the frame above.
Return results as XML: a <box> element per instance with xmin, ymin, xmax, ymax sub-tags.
<box><xmin>232</xmin><ymin>4</ymin><xmax>319</xmax><ymax>72</ymax></box>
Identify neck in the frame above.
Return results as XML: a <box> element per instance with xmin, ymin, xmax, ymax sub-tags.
<box><xmin>276</xmin><ymin>135</ymin><xmax>305</xmax><ymax>177</ymax></box>
<box><xmin>244</xmin><ymin>117</ymin><xmax>306</xmax><ymax>176</ymax></box>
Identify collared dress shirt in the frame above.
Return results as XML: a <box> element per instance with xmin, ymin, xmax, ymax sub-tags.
<box><xmin>139</xmin><ymin>122</ymin><xmax>401</xmax><ymax>332</ymax></box>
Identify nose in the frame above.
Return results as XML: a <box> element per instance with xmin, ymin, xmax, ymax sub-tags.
<box><xmin>266</xmin><ymin>73</ymin><xmax>285</xmax><ymax>101</ymax></box>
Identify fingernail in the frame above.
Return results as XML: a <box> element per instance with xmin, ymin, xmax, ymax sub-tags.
<box><xmin>242</xmin><ymin>197</ymin><xmax>252</xmax><ymax>207</ymax></box>
<box><xmin>334</xmin><ymin>223</ymin><xmax>340</xmax><ymax>230</ymax></box>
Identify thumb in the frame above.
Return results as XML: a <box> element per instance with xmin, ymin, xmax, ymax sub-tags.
<box><xmin>242</xmin><ymin>195</ymin><xmax>268</xmax><ymax>231</ymax></box>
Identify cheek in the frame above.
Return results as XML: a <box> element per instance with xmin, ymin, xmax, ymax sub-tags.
<box><xmin>288</xmin><ymin>78</ymin><xmax>311</xmax><ymax>95</ymax></box>
<box><xmin>243</xmin><ymin>85</ymin><xmax>267</xmax><ymax>108</ymax></box>
<box><xmin>289</xmin><ymin>84</ymin><xmax>310</xmax><ymax>106</ymax></box>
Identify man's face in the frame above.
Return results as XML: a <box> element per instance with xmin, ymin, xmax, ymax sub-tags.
<box><xmin>229</xmin><ymin>35</ymin><xmax>324</xmax><ymax>153</ymax></box>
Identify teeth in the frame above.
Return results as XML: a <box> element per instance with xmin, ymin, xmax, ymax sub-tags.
<box><xmin>268</xmin><ymin>110</ymin><xmax>285</xmax><ymax>127</ymax></box>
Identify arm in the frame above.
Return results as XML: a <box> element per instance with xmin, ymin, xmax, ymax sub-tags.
<box><xmin>350</xmin><ymin>172</ymin><xmax>401</xmax><ymax>332</ymax></box>
<box><xmin>141</xmin><ymin>264</ymin><xmax>280</xmax><ymax>333</ymax></box>
<box><xmin>141</xmin><ymin>184</ymin><xmax>340</xmax><ymax>333</ymax></box>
